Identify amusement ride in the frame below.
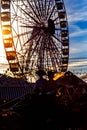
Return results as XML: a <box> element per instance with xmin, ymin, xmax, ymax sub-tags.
<box><xmin>0</xmin><ymin>0</ymin><xmax>69</xmax><ymax>82</ymax></box>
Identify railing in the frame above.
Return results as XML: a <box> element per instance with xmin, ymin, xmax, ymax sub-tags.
<box><xmin>0</xmin><ymin>86</ymin><xmax>34</xmax><ymax>100</ymax></box>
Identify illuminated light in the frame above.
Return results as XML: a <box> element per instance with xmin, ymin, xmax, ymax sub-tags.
<box><xmin>62</xmin><ymin>57</ymin><xmax>68</xmax><ymax>64</ymax></box>
<box><xmin>2</xmin><ymin>25</ymin><xmax>12</xmax><ymax>35</ymax></box>
<box><xmin>56</xmin><ymin>88</ymin><xmax>62</xmax><ymax>97</ymax></box>
<box><xmin>1</xmin><ymin>0</ymin><xmax>10</xmax><ymax>9</ymax></box>
<box><xmin>2</xmin><ymin>113</ymin><xmax>8</xmax><ymax>117</ymax></box>
<box><xmin>6</xmin><ymin>51</ymin><xmax>16</xmax><ymax>60</ymax></box>
<box><xmin>4</xmin><ymin>43</ymin><xmax>13</xmax><ymax>48</ymax></box>
<box><xmin>59</xmin><ymin>11</ymin><xmax>65</xmax><ymax>19</ymax></box>
<box><xmin>3</xmin><ymin>37</ymin><xmax>13</xmax><ymax>48</ymax></box>
<box><xmin>62</xmin><ymin>48</ymin><xmax>69</xmax><ymax>55</ymax></box>
<box><xmin>53</xmin><ymin>72</ymin><xmax>65</xmax><ymax>80</ymax></box>
<box><xmin>1</xmin><ymin>12</ymin><xmax>10</xmax><ymax>22</ymax></box>
<box><xmin>62</xmin><ymin>39</ymin><xmax>69</xmax><ymax>46</ymax></box>
<box><xmin>60</xmin><ymin>21</ymin><xmax>67</xmax><ymax>28</ymax></box>
<box><xmin>60</xmin><ymin>65</ymin><xmax>67</xmax><ymax>72</ymax></box>
<box><xmin>61</xmin><ymin>30</ymin><xmax>68</xmax><ymax>37</ymax></box>
<box><xmin>9</xmin><ymin>62</ymin><xmax>19</xmax><ymax>72</ymax></box>
<box><xmin>56</xmin><ymin>2</ymin><xmax>63</xmax><ymax>10</ymax></box>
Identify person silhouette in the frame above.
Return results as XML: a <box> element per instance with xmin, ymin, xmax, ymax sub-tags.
<box><xmin>33</xmin><ymin>70</ymin><xmax>47</xmax><ymax>94</ymax></box>
<box><xmin>47</xmin><ymin>70</ymin><xmax>57</xmax><ymax>93</ymax></box>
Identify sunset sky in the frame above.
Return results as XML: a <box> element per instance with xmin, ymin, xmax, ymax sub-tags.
<box><xmin>0</xmin><ymin>0</ymin><xmax>87</xmax><ymax>74</ymax></box>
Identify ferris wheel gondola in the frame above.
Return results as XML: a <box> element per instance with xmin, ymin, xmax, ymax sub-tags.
<box><xmin>0</xmin><ymin>0</ymin><xmax>69</xmax><ymax>82</ymax></box>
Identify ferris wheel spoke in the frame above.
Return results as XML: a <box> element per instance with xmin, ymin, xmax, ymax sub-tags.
<box><xmin>26</xmin><ymin>0</ymin><xmax>41</xmax><ymax>23</ymax></box>
<box><xmin>48</xmin><ymin>49</ymin><xmax>57</xmax><ymax>69</ymax></box>
<box><xmin>43</xmin><ymin>1</ymin><xmax>48</xmax><ymax>18</ymax></box>
<box><xmin>45</xmin><ymin>35</ymin><xmax>59</xmax><ymax>68</ymax></box>
<box><xmin>41</xmin><ymin>0</ymin><xmax>44</xmax><ymax>11</ymax></box>
<box><xmin>44</xmin><ymin>0</ymin><xmax>47</xmax><ymax>16</ymax></box>
<box><xmin>26</xmin><ymin>35</ymin><xmax>42</xmax><ymax>63</ymax></box>
<box><xmin>36</xmin><ymin>0</ymin><xmax>43</xmax><ymax>16</ymax></box>
<box><xmin>46</xmin><ymin>0</ymin><xmax>51</xmax><ymax>16</ymax></box>
<box><xmin>13</xmin><ymin>31</ymin><xmax>32</xmax><ymax>39</ymax></box>
<box><xmin>34</xmin><ymin>0</ymin><xmax>41</xmax><ymax>17</ymax></box>
<box><xmin>18</xmin><ymin>16</ymin><xmax>36</xmax><ymax>26</ymax></box>
<box><xmin>17</xmin><ymin>5</ymin><xmax>40</xmax><ymax>24</ymax></box>
<box><xmin>49</xmin><ymin>39</ymin><xmax>61</xmax><ymax>68</ymax></box>
<box><xmin>20</xmin><ymin>25</ymin><xmax>44</xmax><ymax>29</ymax></box>
<box><xmin>38</xmin><ymin>0</ymin><xmax>47</xmax><ymax>17</ymax></box>
<box><xmin>24</xmin><ymin>30</ymin><xmax>41</xmax><ymax>45</ymax></box>
<box><xmin>53</xmin><ymin>16</ymin><xmax>60</xmax><ymax>22</ymax></box>
<box><xmin>52</xmin><ymin>34</ymin><xmax>61</xmax><ymax>43</ymax></box>
<box><xmin>48</xmin><ymin>5</ymin><xmax>56</xmax><ymax>20</ymax></box>
<box><xmin>49</xmin><ymin>37</ymin><xmax>62</xmax><ymax>58</ymax></box>
<box><xmin>37</xmin><ymin>39</ymin><xmax>45</xmax><ymax>65</ymax></box>
<box><xmin>32</xmin><ymin>0</ymin><xmax>42</xmax><ymax>18</ymax></box>
<box><xmin>49</xmin><ymin>37</ymin><xmax>60</xmax><ymax>56</ymax></box>
<box><xmin>12</xmin><ymin>14</ymin><xmax>30</xmax><ymax>26</ymax></box>
<box><xmin>51</xmin><ymin>41</ymin><xmax>62</xmax><ymax>66</ymax></box>
<box><xmin>47</xmin><ymin>42</ymin><xmax>58</xmax><ymax>69</ymax></box>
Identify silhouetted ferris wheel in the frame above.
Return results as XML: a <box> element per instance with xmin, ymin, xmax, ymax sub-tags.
<box><xmin>0</xmin><ymin>0</ymin><xmax>69</xmax><ymax>82</ymax></box>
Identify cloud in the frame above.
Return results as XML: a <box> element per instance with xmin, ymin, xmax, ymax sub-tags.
<box><xmin>65</xmin><ymin>0</ymin><xmax>87</xmax><ymax>26</ymax></box>
<box><xmin>64</xmin><ymin>0</ymin><xmax>87</xmax><ymax>72</ymax></box>
<box><xmin>70</xmin><ymin>29</ymin><xmax>87</xmax><ymax>38</ymax></box>
<box><xmin>69</xmin><ymin>60</ymin><xmax>87</xmax><ymax>67</ymax></box>
<box><xmin>64</xmin><ymin>0</ymin><xmax>87</xmax><ymax>54</ymax></box>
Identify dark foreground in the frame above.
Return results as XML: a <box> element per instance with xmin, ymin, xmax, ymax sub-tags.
<box><xmin>0</xmin><ymin>91</ymin><xmax>87</xmax><ymax>130</ymax></box>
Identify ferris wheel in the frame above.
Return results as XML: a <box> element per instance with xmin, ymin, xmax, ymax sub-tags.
<box><xmin>0</xmin><ymin>0</ymin><xmax>69</xmax><ymax>82</ymax></box>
